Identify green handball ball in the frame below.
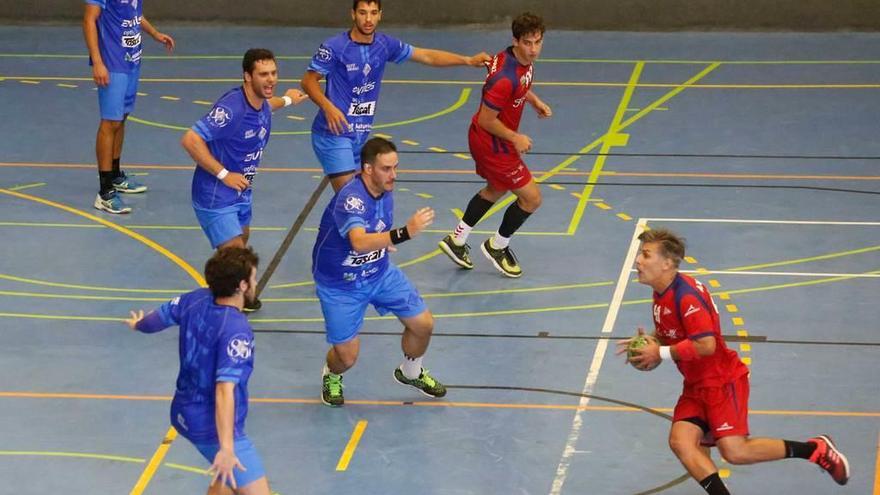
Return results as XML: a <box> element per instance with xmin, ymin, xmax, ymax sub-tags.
<box><xmin>627</xmin><ymin>334</ymin><xmax>660</xmax><ymax>371</ymax></box>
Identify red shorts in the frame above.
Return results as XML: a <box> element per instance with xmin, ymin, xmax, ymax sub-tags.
<box><xmin>468</xmin><ymin>126</ymin><xmax>532</xmax><ymax>192</ymax></box>
<box><xmin>673</xmin><ymin>373</ymin><xmax>750</xmax><ymax>446</ymax></box>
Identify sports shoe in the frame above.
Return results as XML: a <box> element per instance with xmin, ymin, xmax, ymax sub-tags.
<box><xmin>321</xmin><ymin>371</ymin><xmax>344</xmax><ymax>407</ymax></box>
<box><xmin>393</xmin><ymin>367</ymin><xmax>446</xmax><ymax>398</ymax></box>
<box><xmin>93</xmin><ymin>192</ymin><xmax>131</xmax><ymax>214</ymax></box>
<box><xmin>438</xmin><ymin>235</ymin><xmax>474</xmax><ymax>269</ymax></box>
<box><xmin>242</xmin><ymin>296</ymin><xmax>262</xmax><ymax>313</ymax></box>
<box><xmin>480</xmin><ymin>238</ymin><xmax>522</xmax><ymax>278</ymax></box>
<box><xmin>808</xmin><ymin>435</ymin><xmax>850</xmax><ymax>485</ymax></box>
<box><xmin>112</xmin><ymin>171</ymin><xmax>147</xmax><ymax>194</ymax></box>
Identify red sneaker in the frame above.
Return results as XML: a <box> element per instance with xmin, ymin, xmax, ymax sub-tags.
<box><xmin>808</xmin><ymin>435</ymin><xmax>850</xmax><ymax>485</ymax></box>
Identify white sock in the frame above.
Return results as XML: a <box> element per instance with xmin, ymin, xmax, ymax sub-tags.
<box><xmin>452</xmin><ymin>221</ymin><xmax>472</xmax><ymax>246</ymax></box>
<box><xmin>400</xmin><ymin>355</ymin><xmax>423</xmax><ymax>379</ymax></box>
<box><xmin>491</xmin><ymin>232</ymin><xmax>510</xmax><ymax>249</ymax></box>
<box><xmin>323</xmin><ymin>362</ymin><xmax>340</xmax><ymax>377</ymax></box>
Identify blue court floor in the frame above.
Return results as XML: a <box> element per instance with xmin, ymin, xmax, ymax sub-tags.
<box><xmin>0</xmin><ymin>24</ymin><xmax>878</xmax><ymax>494</ymax></box>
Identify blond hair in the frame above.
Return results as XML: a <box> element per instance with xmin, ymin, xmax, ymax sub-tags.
<box><xmin>638</xmin><ymin>227</ymin><xmax>686</xmax><ymax>267</ymax></box>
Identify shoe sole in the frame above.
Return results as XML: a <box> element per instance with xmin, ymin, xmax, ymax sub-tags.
<box><xmin>480</xmin><ymin>242</ymin><xmax>522</xmax><ymax>278</ymax></box>
<box><xmin>93</xmin><ymin>201</ymin><xmax>131</xmax><ymax>214</ymax></box>
<box><xmin>393</xmin><ymin>369</ymin><xmax>445</xmax><ymax>398</ymax></box>
<box><xmin>818</xmin><ymin>435</ymin><xmax>850</xmax><ymax>485</ymax></box>
<box><xmin>438</xmin><ymin>241</ymin><xmax>474</xmax><ymax>269</ymax></box>
<box><xmin>114</xmin><ymin>186</ymin><xmax>147</xmax><ymax>194</ymax></box>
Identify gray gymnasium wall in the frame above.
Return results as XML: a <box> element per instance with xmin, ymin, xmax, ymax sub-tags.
<box><xmin>4</xmin><ymin>0</ymin><xmax>880</xmax><ymax>30</ymax></box>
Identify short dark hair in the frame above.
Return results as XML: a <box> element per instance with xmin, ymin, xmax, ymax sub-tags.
<box><xmin>205</xmin><ymin>247</ymin><xmax>260</xmax><ymax>298</ymax></box>
<box><xmin>360</xmin><ymin>137</ymin><xmax>397</xmax><ymax>169</ymax></box>
<box><xmin>242</xmin><ymin>48</ymin><xmax>275</xmax><ymax>75</ymax></box>
<box><xmin>512</xmin><ymin>12</ymin><xmax>545</xmax><ymax>40</ymax></box>
<box><xmin>638</xmin><ymin>228</ymin><xmax>686</xmax><ymax>267</ymax></box>
<box><xmin>352</xmin><ymin>0</ymin><xmax>381</xmax><ymax>10</ymax></box>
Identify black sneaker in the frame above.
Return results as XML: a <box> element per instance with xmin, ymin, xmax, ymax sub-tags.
<box><xmin>480</xmin><ymin>239</ymin><xmax>522</xmax><ymax>278</ymax></box>
<box><xmin>438</xmin><ymin>234</ymin><xmax>474</xmax><ymax>269</ymax></box>
<box><xmin>321</xmin><ymin>371</ymin><xmax>344</xmax><ymax>407</ymax></box>
<box><xmin>242</xmin><ymin>296</ymin><xmax>262</xmax><ymax>313</ymax></box>
<box><xmin>393</xmin><ymin>367</ymin><xmax>446</xmax><ymax>398</ymax></box>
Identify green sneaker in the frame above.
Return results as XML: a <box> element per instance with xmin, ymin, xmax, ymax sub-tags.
<box><xmin>393</xmin><ymin>367</ymin><xmax>447</xmax><ymax>398</ymax></box>
<box><xmin>321</xmin><ymin>371</ymin><xmax>344</xmax><ymax>407</ymax></box>
<box><xmin>480</xmin><ymin>238</ymin><xmax>522</xmax><ymax>278</ymax></box>
<box><xmin>438</xmin><ymin>234</ymin><xmax>474</xmax><ymax>269</ymax></box>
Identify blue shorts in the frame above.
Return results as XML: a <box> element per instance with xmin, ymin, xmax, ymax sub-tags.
<box><xmin>193</xmin><ymin>201</ymin><xmax>252</xmax><ymax>248</ymax></box>
<box><xmin>97</xmin><ymin>69</ymin><xmax>140</xmax><ymax>121</ymax></box>
<box><xmin>311</xmin><ymin>132</ymin><xmax>368</xmax><ymax>176</ymax></box>
<box><xmin>192</xmin><ymin>436</ymin><xmax>266</xmax><ymax>489</ymax></box>
<box><xmin>316</xmin><ymin>265</ymin><xmax>427</xmax><ymax>344</ymax></box>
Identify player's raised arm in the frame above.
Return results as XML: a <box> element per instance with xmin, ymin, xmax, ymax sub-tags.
<box><xmin>410</xmin><ymin>47</ymin><xmax>492</xmax><ymax>67</ymax></box>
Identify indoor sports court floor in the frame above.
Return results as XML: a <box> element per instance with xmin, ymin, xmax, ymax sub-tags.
<box><xmin>0</xmin><ymin>25</ymin><xmax>878</xmax><ymax>494</ymax></box>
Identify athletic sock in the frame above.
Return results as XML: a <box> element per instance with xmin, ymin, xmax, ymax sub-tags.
<box><xmin>400</xmin><ymin>354</ymin><xmax>423</xmax><ymax>379</ymax></box>
<box><xmin>699</xmin><ymin>472</ymin><xmax>730</xmax><ymax>495</ymax></box>
<box><xmin>498</xmin><ymin>201</ymin><xmax>532</xmax><ymax>238</ymax></box>
<box><xmin>491</xmin><ymin>233</ymin><xmax>510</xmax><ymax>249</ymax></box>
<box><xmin>784</xmin><ymin>440</ymin><xmax>817</xmax><ymax>459</ymax></box>
<box><xmin>453</xmin><ymin>193</ymin><xmax>495</xmax><ymax>245</ymax></box>
<box><xmin>99</xmin><ymin>171</ymin><xmax>115</xmax><ymax>197</ymax></box>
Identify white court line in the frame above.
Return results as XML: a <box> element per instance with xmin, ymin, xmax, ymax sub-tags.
<box><xmin>654</xmin><ymin>269</ymin><xmax>880</xmax><ymax>278</ymax></box>
<box><xmin>642</xmin><ymin>218</ymin><xmax>880</xmax><ymax>226</ymax></box>
<box><xmin>549</xmin><ymin>218</ymin><xmax>647</xmax><ymax>495</ymax></box>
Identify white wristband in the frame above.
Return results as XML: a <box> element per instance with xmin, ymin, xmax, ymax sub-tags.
<box><xmin>216</xmin><ymin>168</ymin><xmax>229</xmax><ymax>180</ymax></box>
<box><xmin>281</xmin><ymin>95</ymin><xmax>293</xmax><ymax>107</ymax></box>
<box><xmin>659</xmin><ymin>346</ymin><xmax>672</xmax><ymax>361</ymax></box>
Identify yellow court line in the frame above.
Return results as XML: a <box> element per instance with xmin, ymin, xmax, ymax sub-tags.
<box><xmin>336</xmin><ymin>420</ymin><xmax>368</xmax><ymax>471</ymax></box>
<box><xmin>874</xmin><ymin>431</ymin><xmax>880</xmax><ymax>495</ymax></box>
<box><xmin>728</xmin><ymin>245</ymin><xmax>880</xmax><ymax>272</ymax></box>
<box><xmin>130</xmin><ymin>427</ymin><xmax>178</xmax><ymax>495</ymax></box>
<box><xmin>567</xmin><ymin>61</ymin><xmax>643</xmax><ymax>234</ymax></box>
<box><xmin>0</xmin><ymin>290</ymin><xmax>170</xmax><ymax>302</ymax></box>
<box><xmin>8</xmin><ymin>182</ymin><xmax>46</xmax><ymax>191</ymax></box>
<box><xmin>0</xmin><ymin>450</ymin><xmax>145</xmax><ymax>463</ymax></box>
<box><xmin>603</xmin><ymin>171</ymin><xmax>880</xmax><ymax>181</ymax></box>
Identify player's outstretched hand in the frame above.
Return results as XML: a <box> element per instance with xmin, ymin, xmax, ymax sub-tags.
<box><xmin>406</xmin><ymin>207</ymin><xmax>435</xmax><ymax>237</ymax></box>
<box><xmin>153</xmin><ymin>32</ymin><xmax>175</xmax><ymax>53</ymax></box>
<box><xmin>285</xmin><ymin>88</ymin><xmax>310</xmax><ymax>105</ymax></box>
<box><xmin>124</xmin><ymin>310</ymin><xmax>144</xmax><ymax>330</ymax></box>
<box><xmin>512</xmin><ymin>133</ymin><xmax>532</xmax><ymax>153</ymax></box>
<box><xmin>209</xmin><ymin>448</ymin><xmax>245</xmax><ymax>491</ymax></box>
<box><xmin>324</xmin><ymin>105</ymin><xmax>350</xmax><ymax>135</ymax></box>
<box><xmin>468</xmin><ymin>52</ymin><xmax>493</xmax><ymax>67</ymax></box>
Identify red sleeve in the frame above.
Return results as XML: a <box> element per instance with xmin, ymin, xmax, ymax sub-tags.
<box><xmin>482</xmin><ymin>76</ymin><xmax>513</xmax><ymax>111</ymax></box>
<box><xmin>679</xmin><ymin>294</ymin><xmax>714</xmax><ymax>339</ymax></box>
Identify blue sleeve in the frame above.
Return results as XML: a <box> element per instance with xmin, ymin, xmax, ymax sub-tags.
<box><xmin>383</xmin><ymin>34</ymin><xmax>413</xmax><ymax>64</ymax></box>
<box><xmin>135</xmin><ymin>296</ymin><xmax>182</xmax><ymax>334</ymax></box>
<box><xmin>333</xmin><ymin>191</ymin><xmax>368</xmax><ymax>237</ymax></box>
<box><xmin>192</xmin><ymin>95</ymin><xmax>241</xmax><ymax>143</ymax></box>
<box><xmin>85</xmin><ymin>0</ymin><xmax>106</xmax><ymax>8</ymax></box>
<box><xmin>307</xmin><ymin>41</ymin><xmax>339</xmax><ymax>76</ymax></box>
<box><xmin>215</xmin><ymin>323</ymin><xmax>253</xmax><ymax>384</ymax></box>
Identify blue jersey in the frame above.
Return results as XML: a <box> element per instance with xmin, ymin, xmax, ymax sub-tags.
<box><xmin>141</xmin><ymin>288</ymin><xmax>255</xmax><ymax>443</ymax></box>
<box><xmin>308</xmin><ymin>31</ymin><xmax>413</xmax><ymax>138</ymax></box>
<box><xmin>85</xmin><ymin>0</ymin><xmax>143</xmax><ymax>73</ymax></box>
<box><xmin>191</xmin><ymin>87</ymin><xmax>272</xmax><ymax>209</ymax></box>
<box><xmin>312</xmin><ymin>176</ymin><xmax>394</xmax><ymax>288</ymax></box>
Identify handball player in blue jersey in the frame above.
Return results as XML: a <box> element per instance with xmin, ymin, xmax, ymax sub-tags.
<box><xmin>302</xmin><ymin>0</ymin><xmax>491</xmax><ymax>192</ymax></box>
<box><xmin>125</xmin><ymin>247</ymin><xmax>274</xmax><ymax>495</ymax></box>
<box><xmin>182</xmin><ymin>49</ymin><xmax>308</xmax><ymax>312</ymax></box>
<box><xmin>312</xmin><ymin>137</ymin><xmax>444</xmax><ymax>407</ymax></box>
<box><xmin>83</xmin><ymin>0</ymin><xmax>174</xmax><ymax>214</ymax></box>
